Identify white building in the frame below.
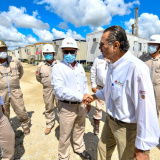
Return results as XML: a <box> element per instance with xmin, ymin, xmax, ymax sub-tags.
<box><xmin>86</xmin><ymin>30</ymin><xmax>148</xmax><ymax>63</ymax></box>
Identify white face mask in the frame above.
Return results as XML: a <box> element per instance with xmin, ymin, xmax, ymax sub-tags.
<box><xmin>0</xmin><ymin>52</ymin><xmax>8</xmax><ymax>59</ymax></box>
<box><xmin>148</xmin><ymin>45</ymin><xmax>157</xmax><ymax>54</ymax></box>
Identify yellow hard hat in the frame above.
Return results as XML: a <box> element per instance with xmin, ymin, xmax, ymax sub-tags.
<box><xmin>0</xmin><ymin>40</ymin><xmax>7</xmax><ymax>48</ymax></box>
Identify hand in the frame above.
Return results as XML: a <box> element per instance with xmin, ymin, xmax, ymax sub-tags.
<box><xmin>82</xmin><ymin>94</ymin><xmax>93</xmax><ymax>105</ymax></box>
<box><xmin>86</xmin><ymin>104</ymin><xmax>91</xmax><ymax>113</ymax></box>
<box><xmin>92</xmin><ymin>88</ymin><xmax>98</xmax><ymax>93</ymax></box>
<box><xmin>133</xmin><ymin>147</ymin><xmax>150</xmax><ymax>160</ymax></box>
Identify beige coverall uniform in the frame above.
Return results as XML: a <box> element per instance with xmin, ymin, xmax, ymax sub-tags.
<box><xmin>36</xmin><ymin>60</ymin><xmax>58</xmax><ymax>128</ymax></box>
<box><xmin>0</xmin><ymin>96</ymin><xmax>15</xmax><ymax>160</ymax></box>
<box><xmin>139</xmin><ymin>53</ymin><xmax>160</xmax><ymax>113</ymax></box>
<box><xmin>0</xmin><ymin>56</ymin><xmax>30</xmax><ymax>129</ymax></box>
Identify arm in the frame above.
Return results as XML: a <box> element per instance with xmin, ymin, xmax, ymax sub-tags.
<box><xmin>90</xmin><ymin>58</ymin><xmax>97</xmax><ymax>90</ymax></box>
<box><xmin>83</xmin><ymin>66</ymin><xmax>89</xmax><ymax>94</ymax></box>
<box><xmin>17</xmin><ymin>60</ymin><xmax>24</xmax><ymax>79</ymax></box>
<box><xmin>133</xmin><ymin>68</ymin><xmax>159</xmax><ymax>151</ymax></box>
<box><xmin>35</xmin><ymin>65</ymin><xmax>42</xmax><ymax>83</ymax></box>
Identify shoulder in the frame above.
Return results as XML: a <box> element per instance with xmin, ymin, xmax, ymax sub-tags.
<box><xmin>52</xmin><ymin>61</ymin><xmax>63</xmax><ymax>69</ymax></box>
<box><xmin>10</xmin><ymin>56</ymin><xmax>19</xmax><ymax>63</ymax></box>
<box><xmin>127</xmin><ymin>53</ymin><xmax>149</xmax><ymax>74</ymax></box>
<box><xmin>38</xmin><ymin>61</ymin><xmax>45</xmax><ymax>67</ymax></box>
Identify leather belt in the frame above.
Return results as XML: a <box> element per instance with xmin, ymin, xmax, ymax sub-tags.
<box><xmin>107</xmin><ymin>114</ymin><xmax>125</xmax><ymax>124</ymax></box>
<box><xmin>97</xmin><ymin>85</ymin><xmax>103</xmax><ymax>88</ymax></box>
<box><xmin>59</xmin><ymin>100</ymin><xmax>81</xmax><ymax>104</ymax></box>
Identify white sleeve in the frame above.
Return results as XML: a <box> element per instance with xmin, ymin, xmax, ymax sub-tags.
<box><xmin>132</xmin><ymin>68</ymin><xmax>160</xmax><ymax>150</ymax></box>
<box><xmin>82</xmin><ymin>67</ymin><xmax>89</xmax><ymax>94</ymax></box>
<box><xmin>51</xmin><ymin>65</ymin><xmax>83</xmax><ymax>102</ymax></box>
<box><xmin>95</xmin><ymin>87</ymin><xmax>105</xmax><ymax>101</ymax></box>
<box><xmin>90</xmin><ymin>58</ymin><xmax>97</xmax><ymax>88</ymax></box>
<box><xmin>0</xmin><ymin>96</ymin><xmax>4</xmax><ymax>105</ymax></box>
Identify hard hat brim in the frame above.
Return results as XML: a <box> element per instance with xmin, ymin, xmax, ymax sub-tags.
<box><xmin>148</xmin><ymin>41</ymin><xmax>160</xmax><ymax>44</ymax></box>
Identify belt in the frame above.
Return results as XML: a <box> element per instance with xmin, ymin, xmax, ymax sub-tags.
<box><xmin>97</xmin><ymin>85</ymin><xmax>103</xmax><ymax>88</ymax></box>
<box><xmin>59</xmin><ymin>100</ymin><xmax>81</xmax><ymax>104</ymax></box>
<box><xmin>107</xmin><ymin>114</ymin><xmax>125</xmax><ymax>124</ymax></box>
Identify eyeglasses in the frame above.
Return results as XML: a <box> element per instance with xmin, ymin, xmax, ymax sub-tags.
<box><xmin>43</xmin><ymin>53</ymin><xmax>54</xmax><ymax>55</ymax></box>
<box><xmin>99</xmin><ymin>42</ymin><xmax>108</xmax><ymax>47</ymax></box>
<box><xmin>63</xmin><ymin>50</ymin><xmax>76</xmax><ymax>54</ymax></box>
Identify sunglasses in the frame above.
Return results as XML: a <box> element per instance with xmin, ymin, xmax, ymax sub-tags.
<box><xmin>99</xmin><ymin>42</ymin><xmax>108</xmax><ymax>47</ymax></box>
<box><xmin>63</xmin><ymin>50</ymin><xmax>76</xmax><ymax>54</ymax></box>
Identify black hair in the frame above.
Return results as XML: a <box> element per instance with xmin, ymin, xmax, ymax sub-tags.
<box><xmin>103</xmin><ymin>25</ymin><xmax>130</xmax><ymax>52</ymax></box>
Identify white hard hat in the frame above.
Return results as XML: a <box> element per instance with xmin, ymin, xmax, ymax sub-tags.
<box><xmin>42</xmin><ymin>44</ymin><xmax>56</xmax><ymax>53</ymax></box>
<box><xmin>61</xmin><ymin>37</ymin><xmax>78</xmax><ymax>49</ymax></box>
<box><xmin>148</xmin><ymin>35</ymin><xmax>160</xmax><ymax>44</ymax></box>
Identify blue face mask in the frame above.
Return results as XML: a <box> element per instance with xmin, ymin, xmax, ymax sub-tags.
<box><xmin>64</xmin><ymin>54</ymin><xmax>76</xmax><ymax>63</ymax></box>
<box><xmin>148</xmin><ymin>45</ymin><xmax>157</xmax><ymax>54</ymax></box>
<box><xmin>44</xmin><ymin>54</ymin><xmax>54</xmax><ymax>61</ymax></box>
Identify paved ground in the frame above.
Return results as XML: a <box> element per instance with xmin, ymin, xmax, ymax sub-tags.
<box><xmin>9</xmin><ymin>63</ymin><xmax>160</xmax><ymax>160</ymax></box>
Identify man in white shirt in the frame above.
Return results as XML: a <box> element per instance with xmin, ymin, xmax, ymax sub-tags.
<box><xmin>90</xmin><ymin>55</ymin><xmax>109</xmax><ymax>134</ymax></box>
<box><xmin>51</xmin><ymin>37</ymin><xmax>91</xmax><ymax>160</ymax></box>
<box><xmin>85</xmin><ymin>25</ymin><xmax>160</xmax><ymax>160</ymax></box>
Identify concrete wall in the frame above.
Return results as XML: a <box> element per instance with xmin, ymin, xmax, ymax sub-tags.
<box><xmin>86</xmin><ymin>30</ymin><xmax>148</xmax><ymax>63</ymax></box>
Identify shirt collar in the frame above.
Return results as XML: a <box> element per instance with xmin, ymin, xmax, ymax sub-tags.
<box><xmin>62</xmin><ymin>60</ymin><xmax>78</xmax><ymax>69</ymax></box>
<box><xmin>45</xmin><ymin>59</ymin><xmax>55</xmax><ymax>66</ymax></box>
<box><xmin>110</xmin><ymin>51</ymin><xmax>131</xmax><ymax>70</ymax></box>
<box><xmin>146</xmin><ymin>52</ymin><xmax>160</xmax><ymax>60</ymax></box>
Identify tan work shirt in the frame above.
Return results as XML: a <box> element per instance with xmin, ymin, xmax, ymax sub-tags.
<box><xmin>139</xmin><ymin>53</ymin><xmax>160</xmax><ymax>86</ymax></box>
<box><xmin>0</xmin><ymin>56</ymin><xmax>23</xmax><ymax>93</ymax></box>
<box><xmin>36</xmin><ymin>60</ymin><xmax>59</xmax><ymax>88</ymax></box>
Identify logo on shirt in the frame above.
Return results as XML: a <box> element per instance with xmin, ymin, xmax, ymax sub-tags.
<box><xmin>139</xmin><ymin>90</ymin><xmax>146</xmax><ymax>99</ymax></box>
<box><xmin>139</xmin><ymin>90</ymin><xmax>146</xmax><ymax>94</ymax></box>
<box><xmin>36</xmin><ymin>71</ymin><xmax>38</xmax><ymax>74</ymax></box>
<box><xmin>115</xmin><ymin>80</ymin><xmax>123</xmax><ymax>86</ymax></box>
<box><xmin>12</xmin><ymin>67</ymin><xmax>17</xmax><ymax>70</ymax></box>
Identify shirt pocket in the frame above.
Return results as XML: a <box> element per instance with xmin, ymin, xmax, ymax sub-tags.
<box><xmin>111</xmin><ymin>86</ymin><xmax>121</xmax><ymax>108</ymax></box>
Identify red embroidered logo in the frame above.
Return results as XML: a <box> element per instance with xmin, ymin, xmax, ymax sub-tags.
<box><xmin>36</xmin><ymin>71</ymin><xmax>38</xmax><ymax>74</ymax></box>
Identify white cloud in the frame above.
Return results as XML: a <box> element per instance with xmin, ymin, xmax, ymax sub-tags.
<box><xmin>26</xmin><ymin>35</ymin><xmax>38</xmax><ymax>44</ymax></box>
<box><xmin>35</xmin><ymin>0</ymin><xmax>139</xmax><ymax>27</ymax></box>
<box><xmin>125</xmin><ymin>13</ymin><xmax>160</xmax><ymax>39</ymax></box>
<box><xmin>52</xmin><ymin>28</ymin><xmax>84</xmax><ymax>39</ymax></box>
<box><xmin>0</xmin><ymin>6</ymin><xmax>49</xmax><ymax>29</ymax></box>
<box><xmin>33</xmin><ymin>29</ymin><xmax>54</xmax><ymax>42</ymax></box>
<box><xmin>90</xmin><ymin>26</ymin><xmax>104</xmax><ymax>32</ymax></box>
<box><xmin>0</xmin><ymin>25</ymin><xmax>25</xmax><ymax>42</ymax></box>
<box><xmin>58</xmin><ymin>22</ymin><xmax>68</xmax><ymax>29</ymax></box>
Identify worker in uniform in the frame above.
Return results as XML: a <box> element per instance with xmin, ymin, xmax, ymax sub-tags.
<box><xmin>139</xmin><ymin>34</ymin><xmax>160</xmax><ymax>115</ymax></box>
<box><xmin>90</xmin><ymin>54</ymin><xmax>109</xmax><ymax>134</ymax></box>
<box><xmin>0</xmin><ymin>40</ymin><xmax>30</xmax><ymax>135</ymax></box>
<box><xmin>51</xmin><ymin>37</ymin><xmax>91</xmax><ymax>160</ymax></box>
<box><xmin>0</xmin><ymin>96</ymin><xmax>15</xmax><ymax>160</ymax></box>
<box><xmin>85</xmin><ymin>26</ymin><xmax>159</xmax><ymax>160</ymax></box>
<box><xmin>36</xmin><ymin>44</ymin><xmax>59</xmax><ymax>135</ymax></box>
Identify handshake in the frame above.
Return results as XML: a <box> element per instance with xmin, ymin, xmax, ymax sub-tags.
<box><xmin>82</xmin><ymin>94</ymin><xmax>97</xmax><ymax>105</ymax></box>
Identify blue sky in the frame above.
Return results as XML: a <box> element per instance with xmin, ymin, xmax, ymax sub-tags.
<box><xmin>0</xmin><ymin>0</ymin><xmax>160</xmax><ymax>50</ymax></box>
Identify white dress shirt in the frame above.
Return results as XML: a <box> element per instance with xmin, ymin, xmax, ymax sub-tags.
<box><xmin>90</xmin><ymin>55</ymin><xmax>108</xmax><ymax>88</ymax></box>
<box><xmin>95</xmin><ymin>51</ymin><xmax>160</xmax><ymax>150</ymax></box>
<box><xmin>51</xmin><ymin>60</ymin><xmax>89</xmax><ymax>102</ymax></box>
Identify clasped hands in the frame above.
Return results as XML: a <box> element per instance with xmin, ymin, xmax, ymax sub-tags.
<box><xmin>82</xmin><ymin>94</ymin><xmax>94</xmax><ymax>105</ymax></box>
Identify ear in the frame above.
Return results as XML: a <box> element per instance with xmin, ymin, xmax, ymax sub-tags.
<box><xmin>113</xmin><ymin>41</ymin><xmax>120</xmax><ymax>51</ymax></box>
